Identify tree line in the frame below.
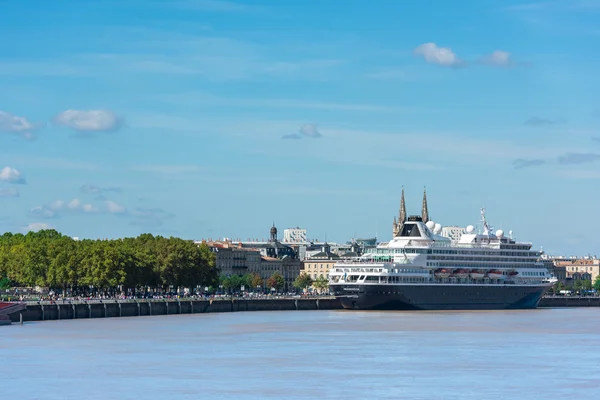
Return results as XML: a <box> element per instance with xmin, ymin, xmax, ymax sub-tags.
<box><xmin>552</xmin><ymin>277</ymin><xmax>600</xmax><ymax>293</ymax></box>
<box><xmin>218</xmin><ymin>272</ymin><xmax>284</xmax><ymax>292</ymax></box>
<box><xmin>218</xmin><ymin>272</ymin><xmax>329</xmax><ymax>294</ymax></box>
<box><xmin>0</xmin><ymin>230</ymin><xmax>218</xmax><ymax>294</ymax></box>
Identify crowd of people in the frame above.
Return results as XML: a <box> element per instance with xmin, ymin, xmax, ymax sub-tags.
<box><xmin>2</xmin><ymin>289</ymin><xmax>332</xmax><ymax>303</ymax></box>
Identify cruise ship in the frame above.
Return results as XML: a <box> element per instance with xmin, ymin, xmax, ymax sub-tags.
<box><xmin>329</xmin><ymin>189</ymin><xmax>555</xmax><ymax>310</ymax></box>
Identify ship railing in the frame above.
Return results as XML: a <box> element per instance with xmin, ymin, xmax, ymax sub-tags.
<box><xmin>402</xmin><ymin>241</ymin><xmax>533</xmax><ymax>250</ymax></box>
<box><xmin>335</xmin><ymin>259</ymin><xmax>386</xmax><ymax>265</ymax></box>
<box><xmin>332</xmin><ymin>279</ymin><xmax>544</xmax><ymax>286</ymax></box>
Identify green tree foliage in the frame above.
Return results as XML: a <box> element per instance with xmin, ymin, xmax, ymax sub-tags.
<box><xmin>293</xmin><ymin>273</ymin><xmax>313</xmax><ymax>291</ymax></box>
<box><xmin>0</xmin><ymin>276</ymin><xmax>10</xmax><ymax>290</ymax></box>
<box><xmin>594</xmin><ymin>276</ymin><xmax>600</xmax><ymax>292</ymax></box>
<box><xmin>250</xmin><ymin>273</ymin><xmax>264</xmax><ymax>290</ymax></box>
<box><xmin>313</xmin><ymin>276</ymin><xmax>329</xmax><ymax>293</ymax></box>
<box><xmin>0</xmin><ymin>230</ymin><xmax>218</xmax><ymax>294</ymax></box>
<box><xmin>267</xmin><ymin>272</ymin><xmax>285</xmax><ymax>291</ymax></box>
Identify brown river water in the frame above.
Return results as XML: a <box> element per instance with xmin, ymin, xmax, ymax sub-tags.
<box><xmin>2</xmin><ymin>308</ymin><xmax>599</xmax><ymax>399</ymax></box>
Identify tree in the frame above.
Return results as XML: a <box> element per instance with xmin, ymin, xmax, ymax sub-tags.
<box><xmin>313</xmin><ymin>276</ymin><xmax>329</xmax><ymax>294</ymax></box>
<box><xmin>594</xmin><ymin>276</ymin><xmax>600</xmax><ymax>292</ymax></box>
<box><xmin>0</xmin><ymin>276</ymin><xmax>11</xmax><ymax>290</ymax></box>
<box><xmin>241</xmin><ymin>273</ymin><xmax>255</xmax><ymax>291</ymax></box>
<box><xmin>573</xmin><ymin>279</ymin><xmax>584</xmax><ymax>293</ymax></box>
<box><xmin>267</xmin><ymin>272</ymin><xmax>285</xmax><ymax>292</ymax></box>
<box><xmin>554</xmin><ymin>281</ymin><xmax>565</xmax><ymax>294</ymax></box>
<box><xmin>293</xmin><ymin>273</ymin><xmax>313</xmax><ymax>291</ymax></box>
<box><xmin>581</xmin><ymin>279</ymin><xmax>592</xmax><ymax>293</ymax></box>
<box><xmin>250</xmin><ymin>273</ymin><xmax>264</xmax><ymax>291</ymax></box>
<box><xmin>0</xmin><ymin>229</ymin><xmax>219</xmax><ymax>296</ymax></box>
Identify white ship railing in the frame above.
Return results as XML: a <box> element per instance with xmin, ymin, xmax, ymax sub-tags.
<box><xmin>401</xmin><ymin>240</ymin><xmax>533</xmax><ymax>250</ymax></box>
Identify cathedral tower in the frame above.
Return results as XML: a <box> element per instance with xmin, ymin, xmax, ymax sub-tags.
<box><xmin>421</xmin><ymin>188</ymin><xmax>429</xmax><ymax>223</ymax></box>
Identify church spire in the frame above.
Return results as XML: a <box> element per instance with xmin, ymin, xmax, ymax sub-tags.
<box><xmin>399</xmin><ymin>186</ymin><xmax>407</xmax><ymax>224</ymax></box>
<box><xmin>421</xmin><ymin>187</ymin><xmax>429</xmax><ymax>223</ymax></box>
<box><xmin>395</xmin><ymin>187</ymin><xmax>407</xmax><ymax>237</ymax></box>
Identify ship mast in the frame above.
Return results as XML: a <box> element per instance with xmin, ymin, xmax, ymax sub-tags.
<box><xmin>480</xmin><ymin>207</ymin><xmax>493</xmax><ymax>235</ymax></box>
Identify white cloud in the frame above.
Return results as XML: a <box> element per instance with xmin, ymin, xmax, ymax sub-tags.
<box><xmin>29</xmin><ymin>206</ymin><xmax>56</xmax><ymax>219</ymax></box>
<box><xmin>0</xmin><ymin>166</ymin><xmax>26</xmax><ymax>184</ymax></box>
<box><xmin>414</xmin><ymin>43</ymin><xmax>462</xmax><ymax>67</ymax></box>
<box><xmin>26</xmin><ymin>222</ymin><xmax>54</xmax><ymax>232</ymax></box>
<box><xmin>48</xmin><ymin>200</ymin><xmax>66</xmax><ymax>211</ymax></box>
<box><xmin>105</xmin><ymin>200</ymin><xmax>126</xmax><ymax>214</ymax></box>
<box><xmin>39</xmin><ymin>198</ymin><xmax>101</xmax><ymax>216</ymax></box>
<box><xmin>82</xmin><ymin>203</ymin><xmax>100</xmax><ymax>213</ymax></box>
<box><xmin>299</xmin><ymin>124</ymin><xmax>322</xmax><ymax>138</ymax></box>
<box><xmin>0</xmin><ymin>110</ymin><xmax>38</xmax><ymax>140</ymax></box>
<box><xmin>54</xmin><ymin>109</ymin><xmax>124</xmax><ymax>133</ymax></box>
<box><xmin>480</xmin><ymin>50</ymin><xmax>514</xmax><ymax>67</ymax></box>
<box><xmin>67</xmin><ymin>198</ymin><xmax>81</xmax><ymax>210</ymax></box>
<box><xmin>0</xmin><ymin>187</ymin><xmax>19</xmax><ymax>198</ymax></box>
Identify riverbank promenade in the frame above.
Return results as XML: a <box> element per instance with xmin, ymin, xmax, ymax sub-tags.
<box><xmin>4</xmin><ymin>295</ymin><xmax>600</xmax><ymax>324</ymax></box>
<box><xmin>7</xmin><ymin>296</ymin><xmax>342</xmax><ymax>323</ymax></box>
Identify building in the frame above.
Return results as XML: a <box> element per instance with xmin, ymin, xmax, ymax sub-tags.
<box><xmin>300</xmin><ymin>242</ymin><xmax>362</xmax><ymax>292</ymax></box>
<box><xmin>233</xmin><ymin>224</ymin><xmax>296</xmax><ymax>259</ymax></box>
<box><xmin>283</xmin><ymin>227</ymin><xmax>307</xmax><ymax>244</ymax></box>
<box><xmin>301</xmin><ymin>243</ymin><xmax>340</xmax><ymax>281</ymax></box>
<box><xmin>203</xmin><ymin>223</ymin><xmax>301</xmax><ymax>292</ymax></box>
<box><xmin>553</xmin><ymin>258</ymin><xmax>600</xmax><ymax>283</ymax></box>
<box><xmin>259</xmin><ymin>255</ymin><xmax>302</xmax><ymax>292</ymax></box>
<box><xmin>441</xmin><ymin>226</ymin><xmax>464</xmax><ymax>242</ymax></box>
<box><xmin>202</xmin><ymin>240</ymin><xmax>261</xmax><ymax>277</ymax></box>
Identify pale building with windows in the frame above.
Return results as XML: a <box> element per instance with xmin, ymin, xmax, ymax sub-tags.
<box><xmin>554</xmin><ymin>258</ymin><xmax>600</xmax><ymax>283</ymax></box>
<box><xmin>441</xmin><ymin>226</ymin><xmax>464</xmax><ymax>242</ymax></box>
<box><xmin>283</xmin><ymin>227</ymin><xmax>307</xmax><ymax>244</ymax></box>
<box><xmin>301</xmin><ymin>243</ymin><xmax>340</xmax><ymax>281</ymax></box>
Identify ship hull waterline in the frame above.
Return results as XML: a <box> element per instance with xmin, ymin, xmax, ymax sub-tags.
<box><xmin>331</xmin><ymin>283</ymin><xmax>551</xmax><ymax>310</ymax></box>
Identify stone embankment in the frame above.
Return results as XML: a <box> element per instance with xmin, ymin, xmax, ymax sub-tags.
<box><xmin>8</xmin><ymin>297</ymin><xmax>343</xmax><ymax>323</ymax></box>
<box><xmin>5</xmin><ymin>296</ymin><xmax>600</xmax><ymax>324</ymax></box>
<box><xmin>539</xmin><ymin>296</ymin><xmax>600</xmax><ymax>308</ymax></box>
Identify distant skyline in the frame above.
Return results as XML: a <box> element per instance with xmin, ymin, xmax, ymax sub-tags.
<box><xmin>1</xmin><ymin>0</ymin><xmax>599</xmax><ymax>255</ymax></box>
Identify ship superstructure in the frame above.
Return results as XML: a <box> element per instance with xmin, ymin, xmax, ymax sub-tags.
<box><xmin>329</xmin><ymin>189</ymin><xmax>554</xmax><ymax>310</ymax></box>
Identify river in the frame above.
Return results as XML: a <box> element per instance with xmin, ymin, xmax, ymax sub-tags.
<box><xmin>2</xmin><ymin>308</ymin><xmax>599</xmax><ymax>399</ymax></box>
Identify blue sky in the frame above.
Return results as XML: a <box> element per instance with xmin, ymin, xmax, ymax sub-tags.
<box><xmin>1</xmin><ymin>0</ymin><xmax>599</xmax><ymax>255</ymax></box>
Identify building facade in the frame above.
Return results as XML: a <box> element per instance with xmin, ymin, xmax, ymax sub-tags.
<box><xmin>553</xmin><ymin>258</ymin><xmax>600</xmax><ymax>283</ymax></box>
<box><xmin>441</xmin><ymin>226</ymin><xmax>464</xmax><ymax>243</ymax></box>
<box><xmin>203</xmin><ymin>223</ymin><xmax>301</xmax><ymax>292</ymax></box>
<box><xmin>301</xmin><ymin>243</ymin><xmax>340</xmax><ymax>281</ymax></box>
<box><xmin>283</xmin><ymin>227</ymin><xmax>307</xmax><ymax>244</ymax></box>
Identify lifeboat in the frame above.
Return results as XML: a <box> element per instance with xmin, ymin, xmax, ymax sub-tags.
<box><xmin>487</xmin><ymin>269</ymin><xmax>505</xmax><ymax>280</ymax></box>
<box><xmin>454</xmin><ymin>268</ymin><xmax>470</xmax><ymax>279</ymax></box>
<box><xmin>469</xmin><ymin>269</ymin><xmax>485</xmax><ymax>279</ymax></box>
<box><xmin>434</xmin><ymin>268</ymin><xmax>451</xmax><ymax>278</ymax></box>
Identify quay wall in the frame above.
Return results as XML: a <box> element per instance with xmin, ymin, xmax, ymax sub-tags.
<box><xmin>539</xmin><ymin>297</ymin><xmax>600</xmax><ymax>308</ymax></box>
<box><xmin>7</xmin><ymin>296</ymin><xmax>599</xmax><ymax>323</ymax></box>
<box><xmin>9</xmin><ymin>297</ymin><xmax>344</xmax><ymax>323</ymax></box>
